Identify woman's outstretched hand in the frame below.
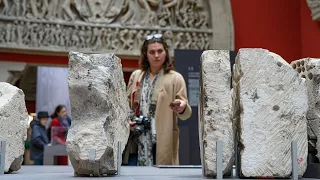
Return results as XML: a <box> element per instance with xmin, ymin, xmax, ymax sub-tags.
<box><xmin>169</xmin><ymin>99</ymin><xmax>187</xmax><ymax>114</ymax></box>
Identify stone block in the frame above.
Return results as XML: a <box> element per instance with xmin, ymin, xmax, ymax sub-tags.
<box><xmin>67</xmin><ymin>52</ymin><xmax>130</xmax><ymax>176</ymax></box>
<box><xmin>0</xmin><ymin>82</ymin><xmax>28</xmax><ymax>173</ymax></box>
<box><xmin>199</xmin><ymin>50</ymin><xmax>234</xmax><ymax>177</ymax></box>
<box><xmin>233</xmin><ymin>48</ymin><xmax>308</xmax><ymax>178</ymax></box>
<box><xmin>291</xmin><ymin>58</ymin><xmax>320</xmax><ymax>160</ymax></box>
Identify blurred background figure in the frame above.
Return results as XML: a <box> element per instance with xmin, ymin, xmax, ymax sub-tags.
<box><xmin>49</xmin><ymin>104</ymin><xmax>71</xmax><ymax>165</ymax></box>
<box><xmin>30</xmin><ymin>111</ymin><xmax>50</xmax><ymax>165</ymax></box>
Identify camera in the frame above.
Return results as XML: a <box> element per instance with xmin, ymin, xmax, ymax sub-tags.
<box><xmin>132</xmin><ymin>115</ymin><xmax>151</xmax><ymax>136</ymax></box>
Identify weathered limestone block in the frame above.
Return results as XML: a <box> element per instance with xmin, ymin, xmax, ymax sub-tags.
<box><xmin>291</xmin><ymin>58</ymin><xmax>320</xmax><ymax>160</ymax></box>
<box><xmin>199</xmin><ymin>50</ymin><xmax>234</xmax><ymax>177</ymax></box>
<box><xmin>67</xmin><ymin>52</ymin><xmax>130</xmax><ymax>176</ymax></box>
<box><xmin>0</xmin><ymin>82</ymin><xmax>28</xmax><ymax>173</ymax></box>
<box><xmin>233</xmin><ymin>48</ymin><xmax>308</xmax><ymax>178</ymax></box>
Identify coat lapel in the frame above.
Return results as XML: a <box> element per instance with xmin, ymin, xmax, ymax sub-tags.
<box><xmin>131</xmin><ymin>70</ymin><xmax>145</xmax><ymax>115</ymax></box>
<box><xmin>151</xmin><ymin>69</ymin><xmax>164</xmax><ymax>104</ymax></box>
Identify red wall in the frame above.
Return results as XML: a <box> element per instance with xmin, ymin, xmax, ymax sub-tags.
<box><xmin>25</xmin><ymin>101</ymin><xmax>36</xmax><ymax>114</ymax></box>
<box><xmin>231</xmin><ymin>0</ymin><xmax>302</xmax><ymax>63</ymax></box>
<box><xmin>231</xmin><ymin>0</ymin><xmax>320</xmax><ymax>62</ymax></box>
<box><xmin>0</xmin><ymin>52</ymin><xmax>139</xmax><ymax>68</ymax></box>
<box><xmin>300</xmin><ymin>0</ymin><xmax>320</xmax><ymax>58</ymax></box>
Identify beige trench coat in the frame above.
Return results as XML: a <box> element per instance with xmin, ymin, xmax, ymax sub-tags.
<box><xmin>123</xmin><ymin>69</ymin><xmax>192</xmax><ymax>165</ymax></box>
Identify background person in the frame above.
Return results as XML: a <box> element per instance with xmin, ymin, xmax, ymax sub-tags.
<box><xmin>49</xmin><ymin>104</ymin><xmax>71</xmax><ymax>165</ymax></box>
<box><xmin>30</xmin><ymin>111</ymin><xmax>50</xmax><ymax>165</ymax></box>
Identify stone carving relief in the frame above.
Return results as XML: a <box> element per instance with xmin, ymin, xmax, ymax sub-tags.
<box><xmin>306</xmin><ymin>0</ymin><xmax>320</xmax><ymax>21</ymax></box>
<box><xmin>0</xmin><ymin>0</ymin><xmax>234</xmax><ymax>56</ymax></box>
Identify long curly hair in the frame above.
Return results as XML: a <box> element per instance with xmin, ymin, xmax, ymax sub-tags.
<box><xmin>50</xmin><ymin>104</ymin><xmax>66</xmax><ymax>119</ymax></box>
<box><xmin>139</xmin><ymin>37</ymin><xmax>174</xmax><ymax>74</ymax></box>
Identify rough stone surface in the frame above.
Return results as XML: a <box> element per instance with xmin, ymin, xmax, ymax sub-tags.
<box><xmin>233</xmin><ymin>48</ymin><xmax>308</xmax><ymax>178</ymax></box>
<box><xmin>291</xmin><ymin>58</ymin><xmax>320</xmax><ymax>160</ymax></box>
<box><xmin>0</xmin><ymin>82</ymin><xmax>29</xmax><ymax>173</ymax></box>
<box><xmin>67</xmin><ymin>52</ymin><xmax>130</xmax><ymax>176</ymax></box>
<box><xmin>199</xmin><ymin>50</ymin><xmax>234</xmax><ymax>177</ymax></box>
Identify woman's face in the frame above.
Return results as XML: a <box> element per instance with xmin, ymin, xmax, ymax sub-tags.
<box><xmin>58</xmin><ymin>107</ymin><xmax>67</xmax><ymax>118</ymax></box>
<box><xmin>147</xmin><ymin>42</ymin><xmax>166</xmax><ymax>70</ymax></box>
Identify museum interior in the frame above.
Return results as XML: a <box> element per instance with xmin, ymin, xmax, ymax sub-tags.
<box><xmin>0</xmin><ymin>0</ymin><xmax>320</xmax><ymax>179</ymax></box>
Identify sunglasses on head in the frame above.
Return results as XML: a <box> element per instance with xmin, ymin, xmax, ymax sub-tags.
<box><xmin>146</xmin><ymin>34</ymin><xmax>163</xmax><ymax>40</ymax></box>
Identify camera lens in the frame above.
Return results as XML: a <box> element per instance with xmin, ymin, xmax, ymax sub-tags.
<box><xmin>134</xmin><ymin>125</ymin><xmax>144</xmax><ymax>136</ymax></box>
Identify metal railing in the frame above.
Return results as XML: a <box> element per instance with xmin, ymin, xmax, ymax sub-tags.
<box><xmin>0</xmin><ymin>141</ymin><xmax>7</xmax><ymax>175</ymax></box>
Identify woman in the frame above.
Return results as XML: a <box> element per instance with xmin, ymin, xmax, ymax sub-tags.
<box><xmin>123</xmin><ymin>34</ymin><xmax>192</xmax><ymax>166</ymax></box>
<box><xmin>49</xmin><ymin>104</ymin><xmax>71</xmax><ymax>165</ymax></box>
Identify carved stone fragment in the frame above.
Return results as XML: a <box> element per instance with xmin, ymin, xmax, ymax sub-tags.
<box><xmin>306</xmin><ymin>0</ymin><xmax>320</xmax><ymax>21</ymax></box>
<box><xmin>233</xmin><ymin>48</ymin><xmax>308</xmax><ymax>178</ymax></box>
<box><xmin>0</xmin><ymin>82</ymin><xmax>28</xmax><ymax>173</ymax></box>
<box><xmin>67</xmin><ymin>52</ymin><xmax>130</xmax><ymax>176</ymax></box>
<box><xmin>291</xmin><ymin>58</ymin><xmax>320</xmax><ymax>160</ymax></box>
<box><xmin>199</xmin><ymin>50</ymin><xmax>234</xmax><ymax>177</ymax></box>
<box><xmin>0</xmin><ymin>0</ymin><xmax>235</xmax><ymax>56</ymax></box>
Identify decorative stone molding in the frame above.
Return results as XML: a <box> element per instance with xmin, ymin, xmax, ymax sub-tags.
<box><xmin>0</xmin><ymin>0</ymin><xmax>234</xmax><ymax>57</ymax></box>
<box><xmin>306</xmin><ymin>0</ymin><xmax>320</xmax><ymax>21</ymax></box>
